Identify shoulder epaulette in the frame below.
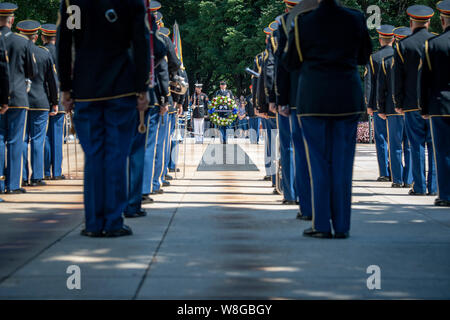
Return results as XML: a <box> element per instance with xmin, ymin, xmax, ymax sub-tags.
<box><xmin>14</xmin><ymin>32</ymin><xmax>29</xmax><ymax>40</ymax></box>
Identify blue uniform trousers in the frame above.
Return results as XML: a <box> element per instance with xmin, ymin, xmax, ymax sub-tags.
<box><xmin>168</xmin><ymin>113</ymin><xmax>179</xmax><ymax>171</ymax></box>
<box><xmin>0</xmin><ymin>108</ymin><xmax>27</xmax><ymax>191</ymax></box>
<box><xmin>299</xmin><ymin>115</ymin><xmax>359</xmax><ymax>234</ymax></box>
<box><xmin>142</xmin><ymin>106</ymin><xmax>160</xmax><ymax>195</ymax></box>
<box><xmin>163</xmin><ymin>113</ymin><xmax>176</xmax><ymax>179</ymax></box>
<box><xmin>430</xmin><ymin>117</ymin><xmax>450</xmax><ymax>201</ymax></box>
<box><xmin>263</xmin><ymin>117</ymin><xmax>277</xmax><ymax>183</ymax></box>
<box><xmin>404</xmin><ymin>111</ymin><xmax>437</xmax><ymax>194</ymax></box>
<box><xmin>290</xmin><ymin>112</ymin><xmax>312</xmax><ymax>218</ymax></box>
<box><xmin>373</xmin><ymin>112</ymin><xmax>389</xmax><ymax>178</ymax></box>
<box><xmin>277</xmin><ymin>114</ymin><xmax>296</xmax><ymax>201</ymax></box>
<box><xmin>386</xmin><ymin>115</ymin><xmax>412</xmax><ymax>185</ymax></box>
<box><xmin>249</xmin><ymin>117</ymin><xmax>260</xmax><ymax>144</ymax></box>
<box><xmin>44</xmin><ymin>113</ymin><xmax>65</xmax><ymax>178</ymax></box>
<box><xmin>73</xmin><ymin>96</ymin><xmax>137</xmax><ymax>233</ymax></box>
<box><xmin>219</xmin><ymin>123</ymin><xmax>234</xmax><ymax>144</ymax></box>
<box><xmin>23</xmin><ymin>110</ymin><xmax>49</xmax><ymax>181</ymax></box>
<box><xmin>152</xmin><ymin>112</ymin><xmax>169</xmax><ymax>192</ymax></box>
<box><xmin>124</xmin><ymin>109</ymin><xmax>150</xmax><ymax>215</ymax></box>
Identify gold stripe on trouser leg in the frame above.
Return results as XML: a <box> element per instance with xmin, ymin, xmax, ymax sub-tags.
<box><xmin>19</xmin><ymin>110</ymin><xmax>29</xmax><ymax>187</ymax></box>
<box><xmin>150</xmin><ymin>117</ymin><xmax>161</xmax><ymax>192</ymax></box>
<box><xmin>158</xmin><ymin>117</ymin><xmax>168</xmax><ymax>186</ymax></box>
<box><xmin>144</xmin><ymin>111</ymin><xmax>151</xmax><ymax>150</ymax></box>
<box><xmin>297</xmin><ymin>115</ymin><xmax>316</xmax><ymax>231</ymax></box>
<box><xmin>386</xmin><ymin>117</ymin><xmax>393</xmax><ymax>180</ymax></box>
<box><xmin>429</xmin><ymin>117</ymin><xmax>440</xmax><ymax>198</ymax></box>
<box><xmin>42</xmin><ymin>115</ymin><xmax>49</xmax><ymax>178</ymax></box>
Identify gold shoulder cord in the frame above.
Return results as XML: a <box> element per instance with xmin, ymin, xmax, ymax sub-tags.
<box><xmin>294</xmin><ymin>15</ymin><xmax>303</xmax><ymax>62</ymax></box>
<box><xmin>425</xmin><ymin>40</ymin><xmax>432</xmax><ymax>71</ymax></box>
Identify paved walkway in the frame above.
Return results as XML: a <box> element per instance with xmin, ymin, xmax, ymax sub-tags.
<box><xmin>0</xmin><ymin>139</ymin><xmax>449</xmax><ymax>299</ymax></box>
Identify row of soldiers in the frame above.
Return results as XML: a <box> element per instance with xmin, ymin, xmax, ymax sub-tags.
<box><xmin>0</xmin><ymin>3</ymin><xmax>65</xmax><ymax>205</ymax></box>
<box><xmin>365</xmin><ymin>3</ymin><xmax>449</xmax><ymax>209</ymax></box>
<box><xmin>251</xmin><ymin>0</ymin><xmax>449</xmax><ymax>239</ymax></box>
<box><xmin>0</xmin><ymin>0</ymin><xmax>191</xmax><ymax>237</ymax></box>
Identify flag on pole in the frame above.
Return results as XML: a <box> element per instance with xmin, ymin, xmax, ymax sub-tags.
<box><xmin>173</xmin><ymin>21</ymin><xmax>184</xmax><ymax>65</ymax></box>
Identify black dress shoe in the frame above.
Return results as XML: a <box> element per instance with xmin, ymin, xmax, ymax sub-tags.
<box><xmin>303</xmin><ymin>228</ymin><xmax>332</xmax><ymax>239</ymax></box>
<box><xmin>435</xmin><ymin>199</ymin><xmax>450</xmax><ymax>207</ymax></box>
<box><xmin>6</xmin><ymin>188</ymin><xmax>26</xmax><ymax>194</ymax></box>
<box><xmin>80</xmin><ymin>229</ymin><xmax>103</xmax><ymax>237</ymax></box>
<box><xmin>377</xmin><ymin>176</ymin><xmax>391</xmax><ymax>182</ymax></box>
<box><xmin>391</xmin><ymin>183</ymin><xmax>402</xmax><ymax>188</ymax></box>
<box><xmin>142</xmin><ymin>195</ymin><xmax>154</xmax><ymax>204</ymax></box>
<box><xmin>53</xmin><ymin>175</ymin><xmax>66</xmax><ymax>180</ymax></box>
<box><xmin>22</xmin><ymin>180</ymin><xmax>30</xmax><ymax>187</ymax></box>
<box><xmin>427</xmin><ymin>192</ymin><xmax>437</xmax><ymax>196</ymax></box>
<box><xmin>408</xmin><ymin>189</ymin><xmax>426</xmax><ymax>196</ymax></box>
<box><xmin>296</xmin><ymin>212</ymin><xmax>312</xmax><ymax>221</ymax></box>
<box><xmin>151</xmin><ymin>189</ymin><xmax>164</xmax><ymax>195</ymax></box>
<box><xmin>273</xmin><ymin>188</ymin><xmax>280</xmax><ymax>195</ymax></box>
<box><xmin>282</xmin><ymin>199</ymin><xmax>297</xmax><ymax>205</ymax></box>
<box><xmin>263</xmin><ymin>176</ymin><xmax>272</xmax><ymax>181</ymax></box>
<box><xmin>403</xmin><ymin>183</ymin><xmax>413</xmax><ymax>188</ymax></box>
<box><xmin>334</xmin><ymin>232</ymin><xmax>350</xmax><ymax>239</ymax></box>
<box><xmin>169</xmin><ymin>168</ymin><xmax>181</xmax><ymax>173</ymax></box>
<box><xmin>165</xmin><ymin>175</ymin><xmax>173</xmax><ymax>181</ymax></box>
<box><xmin>124</xmin><ymin>210</ymin><xmax>147</xmax><ymax>218</ymax></box>
<box><xmin>104</xmin><ymin>225</ymin><xmax>133</xmax><ymax>238</ymax></box>
<box><xmin>162</xmin><ymin>181</ymin><xmax>171</xmax><ymax>187</ymax></box>
<box><xmin>43</xmin><ymin>176</ymin><xmax>52</xmax><ymax>181</ymax></box>
<box><xmin>30</xmin><ymin>179</ymin><xmax>46</xmax><ymax>187</ymax></box>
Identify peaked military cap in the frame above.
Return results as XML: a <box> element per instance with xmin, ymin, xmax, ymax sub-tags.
<box><xmin>0</xmin><ymin>2</ymin><xmax>17</xmax><ymax>17</ymax></box>
<box><xmin>269</xmin><ymin>21</ymin><xmax>279</xmax><ymax>31</ymax></box>
<box><xmin>393</xmin><ymin>27</ymin><xmax>412</xmax><ymax>40</ymax></box>
<box><xmin>155</xmin><ymin>11</ymin><xmax>163</xmax><ymax>23</ymax></box>
<box><xmin>220</xmin><ymin>81</ymin><xmax>227</xmax><ymax>85</ymax></box>
<box><xmin>16</xmin><ymin>20</ymin><xmax>41</xmax><ymax>35</ymax></box>
<box><xmin>376</xmin><ymin>25</ymin><xmax>395</xmax><ymax>39</ymax></box>
<box><xmin>284</xmin><ymin>0</ymin><xmax>301</xmax><ymax>10</ymax></box>
<box><xmin>407</xmin><ymin>5</ymin><xmax>434</xmax><ymax>22</ymax></box>
<box><xmin>437</xmin><ymin>0</ymin><xmax>450</xmax><ymax>18</ymax></box>
<box><xmin>40</xmin><ymin>23</ymin><xmax>57</xmax><ymax>37</ymax></box>
<box><xmin>263</xmin><ymin>27</ymin><xmax>272</xmax><ymax>34</ymax></box>
<box><xmin>159</xmin><ymin>27</ymin><xmax>170</xmax><ymax>37</ymax></box>
<box><xmin>149</xmin><ymin>1</ymin><xmax>161</xmax><ymax>11</ymax></box>
<box><xmin>195</xmin><ymin>82</ymin><xmax>203</xmax><ymax>88</ymax></box>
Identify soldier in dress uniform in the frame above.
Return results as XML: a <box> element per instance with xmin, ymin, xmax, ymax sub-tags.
<box><xmin>41</xmin><ymin>23</ymin><xmax>66</xmax><ymax>181</ymax></box>
<box><xmin>141</xmin><ymin>1</ymin><xmax>167</xmax><ymax>204</ymax></box>
<box><xmin>191</xmin><ymin>82</ymin><xmax>208</xmax><ymax>144</ymax></box>
<box><xmin>377</xmin><ymin>27</ymin><xmax>413</xmax><ymax>189</ymax></box>
<box><xmin>58</xmin><ymin>0</ymin><xmax>150</xmax><ymax>237</ymax></box>
<box><xmin>19</xmin><ymin>21</ymin><xmax>59</xmax><ymax>188</ymax></box>
<box><xmin>246</xmin><ymin>86</ymin><xmax>260</xmax><ymax>144</ymax></box>
<box><xmin>150</xmin><ymin>14</ymin><xmax>181</xmax><ymax>195</ymax></box>
<box><xmin>257</xmin><ymin>27</ymin><xmax>277</xmax><ymax>185</ymax></box>
<box><xmin>0</xmin><ymin>19</ymin><xmax>9</xmax><ymax>202</ymax></box>
<box><xmin>419</xmin><ymin>0</ymin><xmax>450</xmax><ymax>207</ymax></box>
<box><xmin>253</xmin><ymin>49</ymin><xmax>270</xmax><ymax>181</ymax></box>
<box><xmin>124</xmin><ymin>3</ymin><xmax>167</xmax><ymax>217</ymax></box>
<box><xmin>282</xmin><ymin>0</ymin><xmax>372</xmax><ymax>239</ymax></box>
<box><xmin>167</xmin><ymin>65</ymin><xmax>188</xmax><ymax>175</ymax></box>
<box><xmin>274</xmin><ymin>0</ymin><xmax>318</xmax><ymax>219</ymax></box>
<box><xmin>364</xmin><ymin>25</ymin><xmax>396</xmax><ymax>182</ymax></box>
<box><xmin>0</xmin><ymin>2</ymin><xmax>37</xmax><ymax>194</ymax></box>
<box><xmin>393</xmin><ymin>5</ymin><xmax>437</xmax><ymax>197</ymax></box>
<box><xmin>214</xmin><ymin>81</ymin><xmax>234</xmax><ymax>144</ymax></box>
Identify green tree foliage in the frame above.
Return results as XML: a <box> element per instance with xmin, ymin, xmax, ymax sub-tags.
<box><xmin>9</xmin><ymin>0</ymin><xmax>445</xmax><ymax>96</ymax></box>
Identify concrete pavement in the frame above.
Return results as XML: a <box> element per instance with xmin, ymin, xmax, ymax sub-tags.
<box><xmin>0</xmin><ymin>138</ymin><xmax>449</xmax><ymax>299</ymax></box>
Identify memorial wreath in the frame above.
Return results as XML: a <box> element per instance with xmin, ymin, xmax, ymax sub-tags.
<box><xmin>208</xmin><ymin>95</ymin><xmax>238</xmax><ymax>127</ymax></box>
